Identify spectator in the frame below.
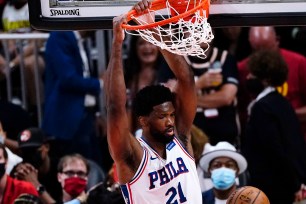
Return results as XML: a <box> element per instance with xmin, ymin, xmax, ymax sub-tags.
<box><xmin>242</xmin><ymin>49</ymin><xmax>306</xmax><ymax>204</ymax></box>
<box><xmin>0</xmin><ymin>99</ymin><xmax>33</xmax><ymax>152</ymax></box>
<box><xmin>42</xmin><ymin>31</ymin><xmax>104</xmax><ymax>166</ymax></box>
<box><xmin>199</xmin><ymin>141</ymin><xmax>247</xmax><ymax>204</ymax></box>
<box><xmin>238</xmin><ymin>26</ymin><xmax>306</xmax><ymax>142</ymax></box>
<box><xmin>13</xmin><ymin>127</ymin><xmax>61</xmax><ymax>203</ymax></box>
<box><xmin>0</xmin><ymin>143</ymin><xmax>38</xmax><ymax>204</ymax></box>
<box><xmin>57</xmin><ymin>154</ymin><xmax>89</xmax><ymax>203</ymax></box>
<box><xmin>186</xmin><ymin>43</ymin><xmax>240</xmax><ymax>146</ymax></box>
<box><xmin>0</xmin><ymin>0</ymin><xmax>45</xmax><ymax>112</ymax></box>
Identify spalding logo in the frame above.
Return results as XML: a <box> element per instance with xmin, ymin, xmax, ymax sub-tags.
<box><xmin>50</xmin><ymin>9</ymin><xmax>80</xmax><ymax>16</ymax></box>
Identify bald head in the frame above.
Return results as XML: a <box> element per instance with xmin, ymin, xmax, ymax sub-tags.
<box><xmin>249</xmin><ymin>26</ymin><xmax>279</xmax><ymax>51</ymax></box>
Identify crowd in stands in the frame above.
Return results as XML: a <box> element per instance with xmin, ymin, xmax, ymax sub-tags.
<box><xmin>0</xmin><ymin>0</ymin><xmax>305</xmax><ymax>203</ymax></box>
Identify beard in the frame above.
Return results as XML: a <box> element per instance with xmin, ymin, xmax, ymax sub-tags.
<box><xmin>150</xmin><ymin>128</ymin><xmax>174</xmax><ymax>144</ymax></box>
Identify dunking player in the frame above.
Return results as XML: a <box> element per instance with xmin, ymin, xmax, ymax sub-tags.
<box><xmin>104</xmin><ymin>0</ymin><xmax>202</xmax><ymax>203</ymax></box>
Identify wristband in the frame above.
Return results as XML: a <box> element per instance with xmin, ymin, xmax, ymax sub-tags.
<box><xmin>36</xmin><ymin>184</ymin><xmax>46</xmax><ymax>195</ymax></box>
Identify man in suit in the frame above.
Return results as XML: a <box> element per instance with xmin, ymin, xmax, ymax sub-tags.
<box><xmin>42</xmin><ymin>31</ymin><xmax>104</xmax><ymax>166</ymax></box>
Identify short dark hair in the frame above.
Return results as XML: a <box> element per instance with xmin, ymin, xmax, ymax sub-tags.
<box><xmin>248</xmin><ymin>49</ymin><xmax>288</xmax><ymax>87</ymax></box>
<box><xmin>57</xmin><ymin>153</ymin><xmax>90</xmax><ymax>174</ymax></box>
<box><xmin>0</xmin><ymin>144</ymin><xmax>8</xmax><ymax>161</ymax></box>
<box><xmin>133</xmin><ymin>85</ymin><xmax>175</xmax><ymax>117</ymax></box>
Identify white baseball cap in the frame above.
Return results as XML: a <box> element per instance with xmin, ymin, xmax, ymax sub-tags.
<box><xmin>199</xmin><ymin>141</ymin><xmax>247</xmax><ymax>174</ymax></box>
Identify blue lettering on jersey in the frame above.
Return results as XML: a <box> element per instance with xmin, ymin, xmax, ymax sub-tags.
<box><xmin>166</xmin><ymin>141</ymin><xmax>176</xmax><ymax>150</ymax></box>
<box><xmin>148</xmin><ymin>157</ymin><xmax>189</xmax><ymax>190</ymax></box>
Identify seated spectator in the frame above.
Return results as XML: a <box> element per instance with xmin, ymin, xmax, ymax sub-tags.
<box><xmin>0</xmin><ymin>0</ymin><xmax>45</xmax><ymax>111</ymax></box>
<box><xmin>199</xmin><ymin>141</ymin><xmax>248</xmax><ymax>204</ymax></box>
<box><xmin>0</xmin><ymin>143</ymin><xmax>38</xmax><ymax>204</ymax></box>
<box><xmin>57</xmin><ymin>154</ymin><xmax>89</xmax><ymax>203</ymax></box>
<box><xmin>0</xmin><ymin>99</ymin><xmax>34</xmax><ymax>153</ymax></box>
<box><xmin>13</xmin><ymin>127</ymin><xmax>61</xmax><ymax>203</ymax></box>
<box><xmin>243</xmin><ymin>49</ymin><xmax>306</xmax><ymax>204</ymax></box>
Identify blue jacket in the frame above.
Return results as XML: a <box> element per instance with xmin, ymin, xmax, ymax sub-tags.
<box><xmin>42</xmin><ymin>31</ymin><xmax>100</xmax><ymax>140</ymax></box>
<box><xmin>202</xmin><ymin>189</ymin><xmax>215</xmax><ymax>204</ymax></box>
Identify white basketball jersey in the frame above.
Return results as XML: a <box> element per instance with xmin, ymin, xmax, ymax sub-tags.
<box><xmin>120</xmin><ymin>137</ymin><xmax>202</xmax><ymax>204</ymax></box>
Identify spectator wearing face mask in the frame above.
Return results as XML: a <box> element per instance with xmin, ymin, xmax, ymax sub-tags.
<box><xmin>12</xmin><ymin>127</ymin><xmax>61</xmax><ymax>203</ymax></box>
<box><xmin>199</xmin><ymin>141</ymin><xmax>248</xmax><ymax>204</ymax></box>
<box><xmin>0</xmin><ymin>143</ymin><xmax>38</xmax><ymax>204</ymax></box>
<box><xmin>57</xmin><ymin>154</ymin><xmax>89</xmax><ymax>204</ymax></box>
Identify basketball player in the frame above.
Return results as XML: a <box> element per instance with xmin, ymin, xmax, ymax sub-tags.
<box><xmin>104</xmin><ymin>0</ymin><xmax>202</xmax><ymax>203</ymax></box>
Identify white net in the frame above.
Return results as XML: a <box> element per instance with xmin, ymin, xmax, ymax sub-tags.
<box><xmin>125</xmin><ymin>0</ymin><xmax>214</xmax><ymax>58</ymax></box>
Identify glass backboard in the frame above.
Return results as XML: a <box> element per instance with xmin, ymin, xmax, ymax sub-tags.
<box><xmin>28</xmin><ymin>0</ymin><xmax>306</xmax><ymax>30</ymax></box>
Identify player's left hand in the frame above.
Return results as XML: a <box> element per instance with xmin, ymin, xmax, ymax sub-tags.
<box><xmin>133</xmin><ymin>0</ymin><xmax>152</xmax><ymax>14</ymax></box>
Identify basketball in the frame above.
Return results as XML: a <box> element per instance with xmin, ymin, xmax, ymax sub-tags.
<box><xmin>227</xmin><ymin>186</ymin><xmax>270</xmax><ymax>204</ymax></box>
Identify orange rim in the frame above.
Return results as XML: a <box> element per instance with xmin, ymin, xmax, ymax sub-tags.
<box><xmin>122</xmin><ymin>0</ymin><xmax>209</xmax><ymax>30</ymax></box>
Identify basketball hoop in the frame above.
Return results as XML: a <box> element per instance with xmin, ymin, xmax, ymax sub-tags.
<box><xmin>122</xmin><ymin>0</ymin><xmax>214</xmax><ymax>58</ymax></box>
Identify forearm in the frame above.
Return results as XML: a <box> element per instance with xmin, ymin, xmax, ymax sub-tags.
<box><xmin>197</xmin><ymin>84</ymin><xmax>237</xmax><ymax>108</ymax></box>
<box><xmin>106</xmin><ymin>41</ymin><xmax>126</xmax><ymax>108</ymax></box>
<box><xmin>159</xmin><ymin>49</ymin><xmax>193</xmax><ymax>83</ymax></box>
<box><xmin>197</xmin><ymin>93</ymin><xmax>233</xmax><ymax>108</ymax></box>
<box><xmin>295</xmin><ymin>106</ymin><xmax>306</xmax><ymax>122</ymax></box>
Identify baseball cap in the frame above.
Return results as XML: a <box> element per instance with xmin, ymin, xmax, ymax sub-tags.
<box><xmin>18</xmin><ymin>127</ymin><xmax>46</xmax><ymax>149</ymax></box>
<box><xmin>199</xmin><ymin>141</ymin><xmax>248</xmax><ymax>174</ymax></box>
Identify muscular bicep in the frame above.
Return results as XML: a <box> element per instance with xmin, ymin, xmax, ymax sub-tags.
<box><xmin>107</xmin><ymin>107</ymin><xmax>144</xmax><ymax>181</ymax></box>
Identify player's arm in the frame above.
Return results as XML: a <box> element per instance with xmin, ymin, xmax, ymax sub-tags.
<box><xmin>104</xmin><ymin>15</ymin><xmax>143</xmax><ymax>183</ymax></box>
<box><xmin>160</xmin><ymin>49</ymin><xmax>197</xmax><ymax>154</ymax></box>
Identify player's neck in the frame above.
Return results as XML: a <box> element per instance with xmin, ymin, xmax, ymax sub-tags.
<box><xmin>142</xmin><ymin>134</ymin><xmax>167</xmax><ymax>159</ymax></box>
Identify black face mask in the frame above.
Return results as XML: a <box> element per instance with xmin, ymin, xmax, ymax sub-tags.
<box><xmin>22</xmin><ymin>149</ymin><xmax>43</xmax><ymax>169</ymax></box>
<box><xmin>0</xmin><ymin>163</ymin><xmax>5</xmax><ymax>179</ymax></box>
<box><xmin>245</xmin><ymin>78</ymin><xmax>265</xmax><ymax>96</ymax></box>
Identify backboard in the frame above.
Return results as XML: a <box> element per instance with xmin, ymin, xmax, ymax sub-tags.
<box><xmin>29</xmin><ymin>0</ymin><xmax>306</xmax><ymax>30</ymax></box>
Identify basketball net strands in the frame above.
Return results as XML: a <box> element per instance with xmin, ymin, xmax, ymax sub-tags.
<box><xmin>122</xmin><ymin>0</ymin><xmax>214</xmax><ymax>59</ymax></box>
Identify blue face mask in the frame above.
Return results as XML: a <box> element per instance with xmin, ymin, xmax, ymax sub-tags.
<box><xmin>211</xmin><ymin>167</ymin><xmax>236</xmax><ymax>190</ymax></box>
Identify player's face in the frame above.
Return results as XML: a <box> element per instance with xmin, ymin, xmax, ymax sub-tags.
<box><xmin>148</xmin><ymin>102</ymin><xmax>175</xmax><ymax>144</ymax></box>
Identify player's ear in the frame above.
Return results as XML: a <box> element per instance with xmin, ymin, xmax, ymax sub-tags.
<box><xmin>139</xmin><ymin>116</ymin><xmax>148</xmax><ymax>127</ymax></box>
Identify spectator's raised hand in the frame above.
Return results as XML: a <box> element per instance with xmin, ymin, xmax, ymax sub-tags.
<box><xmin>14</xmin><ymin>163</ymin><xmax>39</xmax><ymax>185</ymax></box>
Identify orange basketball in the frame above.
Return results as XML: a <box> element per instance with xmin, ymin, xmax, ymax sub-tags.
<box><xmin>227</xmin><ymin>186</ymin><xmax>270</xmax><ymax>204</ymax></box>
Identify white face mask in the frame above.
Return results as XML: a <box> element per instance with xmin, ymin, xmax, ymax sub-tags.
<box><xmin>211</xmin><ymin>167</ymin><xmax>236</xmax><ymax>190</ymax></box>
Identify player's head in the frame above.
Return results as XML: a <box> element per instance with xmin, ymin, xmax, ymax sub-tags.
<box><xmin>249</xmin><ymin>26</ymin><xmax>279</xmax><ymax>51</ymax></box>
<box><xmin>248</xmin><ymin>49</ymin><xmax>288</xmax><ymax>87</ymax></box>
<box><xmin>133</xmin><ymin>85</ymin><xmax>175</xmax><ymax>143</ymax></box>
